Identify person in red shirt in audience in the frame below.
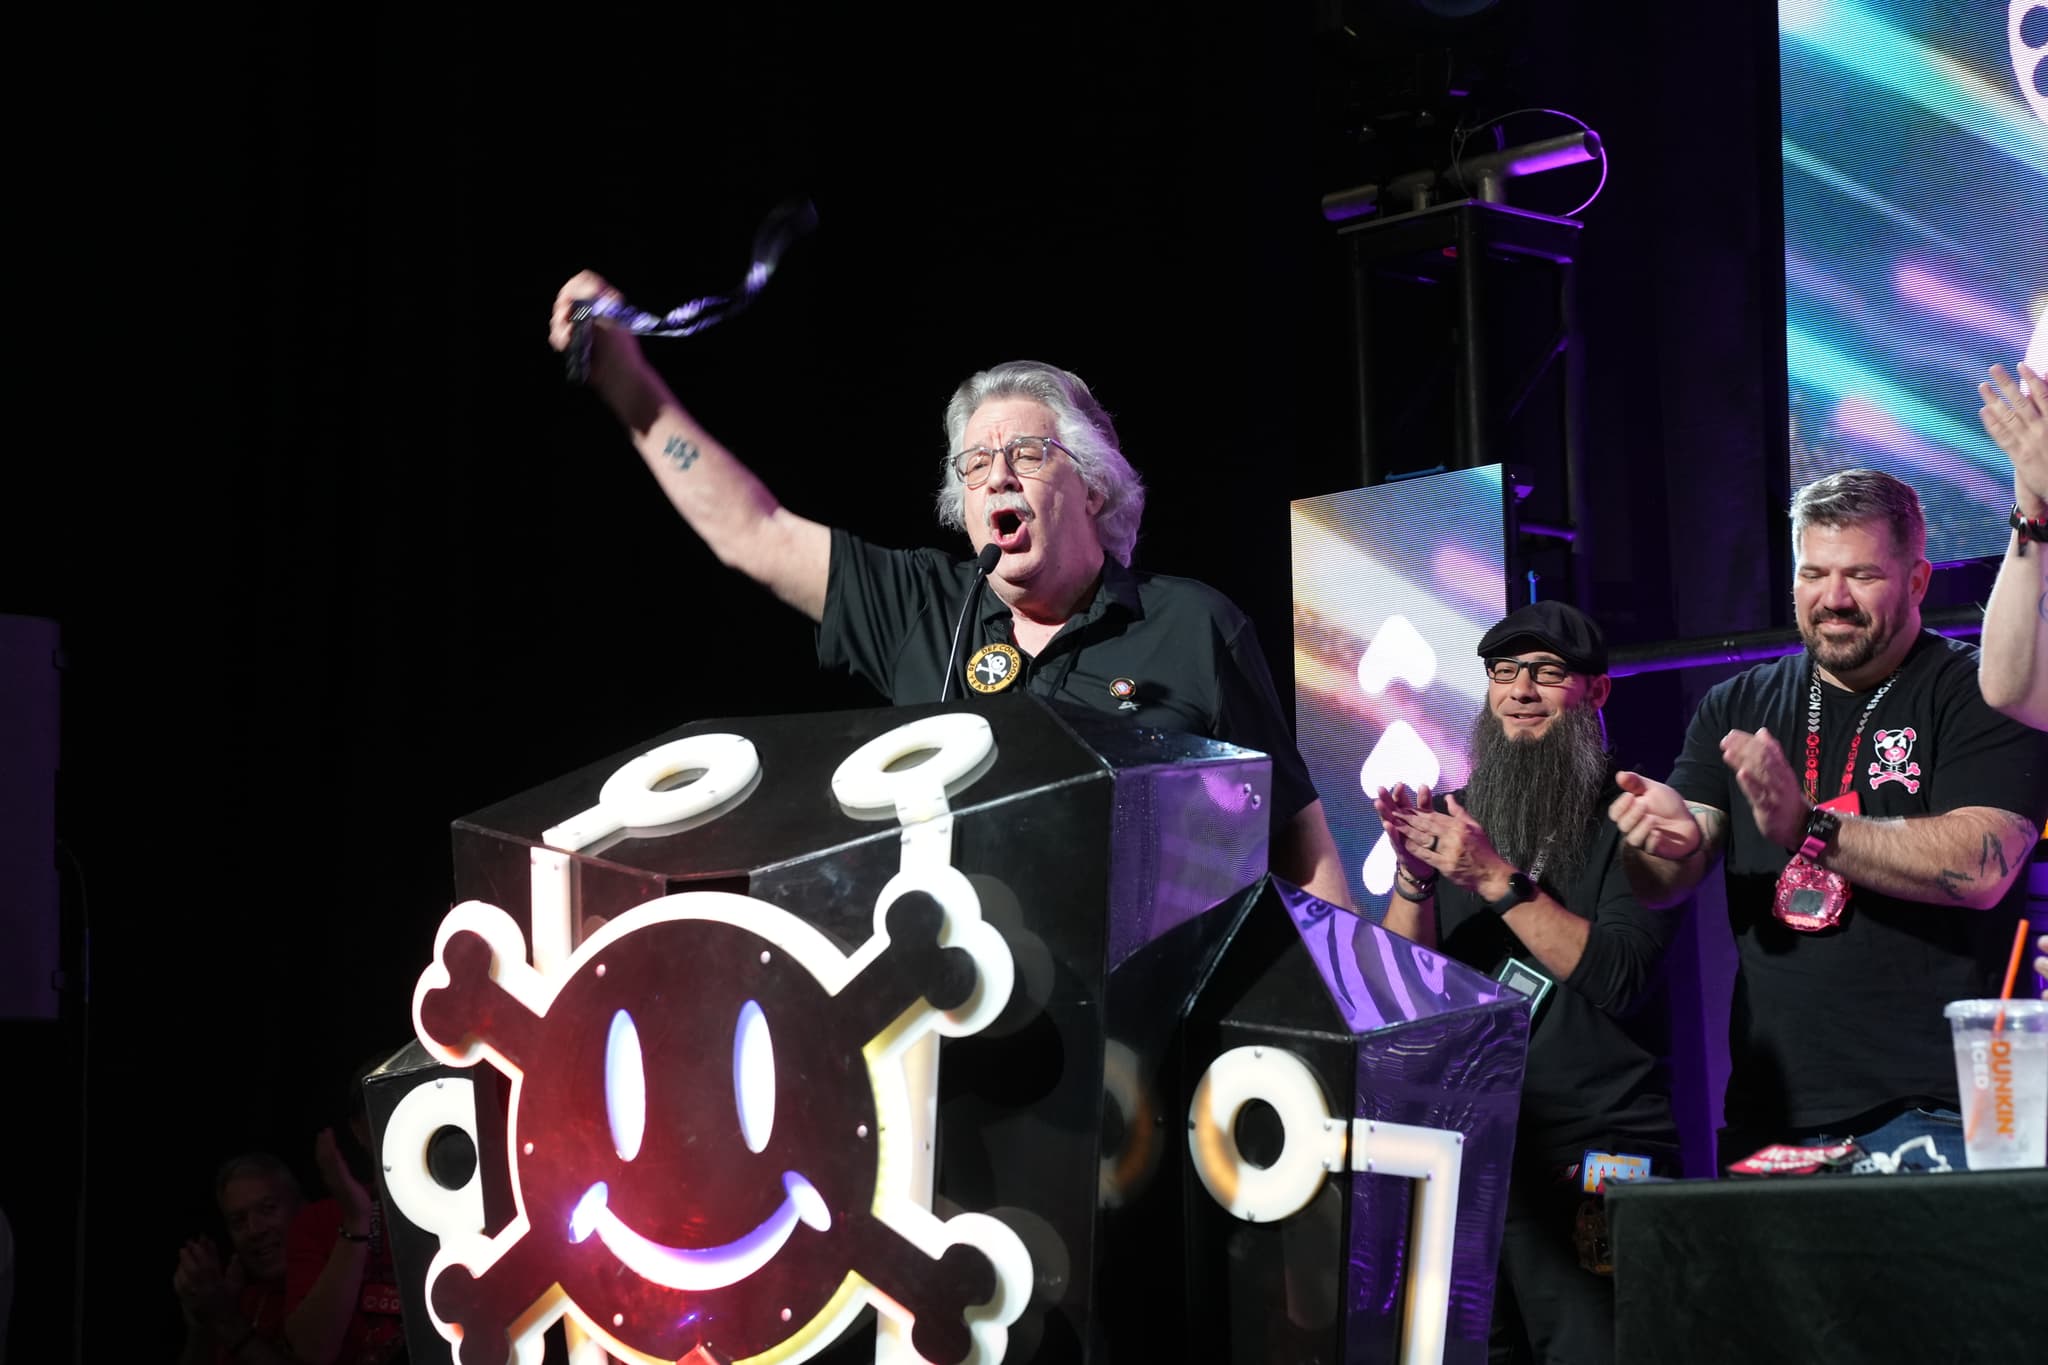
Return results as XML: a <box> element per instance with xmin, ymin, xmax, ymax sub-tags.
<box><xmin>174</xmin><ymin>1153</ymin><xmax>302</xmax><ymax>1365</ymax></box>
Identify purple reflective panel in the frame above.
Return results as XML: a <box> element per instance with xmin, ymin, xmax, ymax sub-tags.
<box><xmin>1106</xmin><ymin>755</ymin><xmax>1269</xmax><ymax>970</ymax></box>
<box><xmin>1273</xmin><ymin>879</ymin><xmax>1528</xmax><ymax>1359</ymax></box>
<box><xmin>1277</xmin><ymin>881</ymin><xmax>1508</xmax><ymax>1029</ymax></box>
<box><xmin>1347</xmin><ymin>1006</ymin><xmax>1527</xmax><ymax>1349</ymax></box>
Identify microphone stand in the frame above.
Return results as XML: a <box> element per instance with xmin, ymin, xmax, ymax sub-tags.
<box><xmin>941</xmin><ymin>545</ymin><xmax>1003</xmax><ymax>702</ymax></box>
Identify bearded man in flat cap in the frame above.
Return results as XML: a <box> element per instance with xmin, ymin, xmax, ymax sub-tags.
<box><xmin>1377</xmin><ymin>600</ymin><xmax>1682</xmax><ymax>1365</ymax></box>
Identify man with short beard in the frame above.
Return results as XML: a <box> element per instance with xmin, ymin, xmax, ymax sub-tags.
<box><xmin>1610</xmin><ymin>468</ymin><xmax>2048</xmax><ymax>1170</ymax></box>
<box><xmin>1377</xmin><ymin>600</ymin><xmax>1681</xmax><ymax>1365</ymax></box>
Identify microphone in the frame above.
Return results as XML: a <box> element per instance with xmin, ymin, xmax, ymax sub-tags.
<box><xmin>940</xmin><ymin>545</ymin><xmax>1004</xmax><ymax>703</ymax></box>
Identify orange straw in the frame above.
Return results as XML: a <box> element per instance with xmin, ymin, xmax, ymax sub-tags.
<box><xmin>1993</xmin><ymin>919</ymin><xmax>2031</xmax><ymax>1012</ymax></box>
<box><xmin>1963</xmin><ymin>920</ymin><xmax>2033</xmax><ymax>1145</ymax></box>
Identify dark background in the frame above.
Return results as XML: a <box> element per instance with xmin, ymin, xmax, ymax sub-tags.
<box><xmin>3</xmin><ymin>2</ymin><xmax>2003</xmax><ymax>1357</ymax></box>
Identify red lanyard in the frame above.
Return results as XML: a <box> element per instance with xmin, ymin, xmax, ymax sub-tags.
<box><xmin>1802</xmin><ymin>668</ymin><xmax>1898</xmax><ymax>802</ymax></box>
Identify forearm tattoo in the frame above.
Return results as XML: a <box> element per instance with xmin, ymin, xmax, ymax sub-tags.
<box><xmin>1979</xmin><ymin>833</ymin><xmax>2010</xmax><ymax>880</ymax></box>
<box><xmin>1685</xmin><ymin>804</ymin><xmax>1724</xmax><ymax>855</ymax></box>
<box><xmin>2037</xmin><ymin>589</ymin><xmax>2046</xmax><ymax>624</ymax></box>
<box><xmin>1934</xmin><ymin>868</ymin><xmax>1972</xmax><ymax>903</ymax></box>
<box><xmin>663</xmin><ymin>433</ymin><xmax>701</xmax><ymax>471</ymax></box>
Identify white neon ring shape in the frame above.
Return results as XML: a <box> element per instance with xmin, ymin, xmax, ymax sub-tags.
<box><xmin>598</xmin><ymin>733</ymin><xmax>759</xmax><ymax>829</ymax></box>
<box><xmin>379</xmin><ymin>1076</ymin><xmax>485</xmax><ymax>1242</ymax></box>
<box><xmin>830</xmin><ymin>713</ymin><xmax>994</xmax><ymax>811</ymax></box>
<box><xmin>1187</xmin><ymin>1046</ymin><xmax>1343</xmax><ymax>1223</ymax></box>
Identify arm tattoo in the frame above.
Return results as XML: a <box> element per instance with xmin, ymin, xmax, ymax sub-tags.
<box><xmin>1686</xmin><ymin>804</ymin><xmax>1728</xmax><ymax>856</ymax></box>
<box><xmin>2037</xmin><ymin>590</ymin><xmax>2047</xmax><ymax>625</ymax></box>
<box><xmin>662</xmin><ymin>434</ymin><xmax>701</xmax><ymax>471</ymax></box>
<box><xmin>1979</xmin><ymin>833</ymin><xmax>2010</xmax><ymax>880</ymax></box>
<box><xmin>1934</xmin><ymin>868</ymin><xmax>1973</xmax><ymax>903</ymax></box>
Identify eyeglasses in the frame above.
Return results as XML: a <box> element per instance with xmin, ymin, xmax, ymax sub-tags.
<box><xmin>1484</xmin><ymin>657</ymin><xmax>1576</xmax><ymax>686</ymax></box>
<box><xmin>950</xmin><ymin>435</ymin><xmax>1071</xmax><ymax>489</ymax></box>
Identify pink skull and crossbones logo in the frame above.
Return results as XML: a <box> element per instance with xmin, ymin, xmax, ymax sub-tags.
<box><xmin>1866</xmin><ymin>726</ymin><xmax>1921</xmax><ymax>793</ymax></box>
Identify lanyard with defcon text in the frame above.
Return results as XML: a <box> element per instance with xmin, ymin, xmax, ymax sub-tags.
<box><xmin>1802</xmin><ymin>667</ymin><xmax>1898</xmax><ymax>803</ymax></box>
<box><xmin>1777</xmin><ymin>667</ymin><xmax>1899</xmax><ymax>931</ymax></box>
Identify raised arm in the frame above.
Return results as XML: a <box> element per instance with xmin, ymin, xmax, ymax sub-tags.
<box><xmin>283</xmin><ymin>1130</ymin><xmax>376</xmax><ymax>1365</ymax></box>
<box><xmin>1977</xmin><ymin>362</ymin><xmax>2048</xmax><ymax>729</ymax></box>
<box><xmin>549</xmin><ymin>271</ymin><xmax>832</xmax><ymax>620</ymax></box>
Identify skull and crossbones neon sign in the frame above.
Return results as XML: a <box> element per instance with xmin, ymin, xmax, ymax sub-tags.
<box><xmin>411</xmin><ymin>718</ymin><xmax>1030</xmax><ymax>1365</ymax></box>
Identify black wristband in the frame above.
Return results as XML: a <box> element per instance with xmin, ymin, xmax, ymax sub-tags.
<box><xmin>2012</xmin><ymin>504</ymin><xmax>2048</xmax><ymax>552</ymax></box>
<box><xmin>1393</xmin><ymin>866</ymin><xmax>1438</xmax><ymax>901</ymax></box>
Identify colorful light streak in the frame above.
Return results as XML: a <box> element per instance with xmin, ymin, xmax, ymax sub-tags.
<box><xmin>1786</xmin><ymin>325</ymin><xmax>2003</xmax><ymax>472</ymax></box>
<box><xmin>1893</xmin><ymin>263</ymin><xmax>2034</xmax><ymax>342</ymax></box>
<box><xmin>1782</xmin><ymin>0</ymin><xmax>2048</xmax><ymax>176</ymax></box>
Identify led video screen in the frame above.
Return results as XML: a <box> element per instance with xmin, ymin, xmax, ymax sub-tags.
<box><xmin>1780</xmin><ymin>0</ymin><xmax>2048</xmax><ymax>564</ymax></box>
<box><xmin>1292</xmin><ymin>468</ymin><xmax>1508</xmax><ymax>916</ymax></box>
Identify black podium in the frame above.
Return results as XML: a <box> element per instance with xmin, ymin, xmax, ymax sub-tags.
<box><xmin>375</xmin><ymin>695</ymin><xmax>1276</xmax><ymax>1364</ymax></box>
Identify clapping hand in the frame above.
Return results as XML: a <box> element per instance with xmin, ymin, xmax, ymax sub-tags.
<box><xmin>1372</xmin><ymin>782</ymin><xmax>1438</xmax><ymax>888</ymax></box>
<box><xmin>1608</xmin><ymin>770</ymin><xmax>1705</xmax><ymax>860</ymax></box>
<box><xmin>1383</xmin><ymin>792</ymin><xmax>1513</xmax><ymax>896</ymax></box>
<box><xmin>1720</xmin><ymin>727</ymin><xmax>1807</xmax><ymax>850</ymax></box>
<box><xmin>172</xmin><ymin>1236</ymin><xmax>243</xmax><ymax>1334</ymax></box>
<box><xmin>1980</xmin><ymin>362</ymin><xmax>2048</xmax><ymax>509</ymax></box>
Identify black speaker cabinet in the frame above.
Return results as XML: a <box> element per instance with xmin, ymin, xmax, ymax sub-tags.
<box><xmin>361</xmin><ymin>1039</ymin><xmax>486</xmax><ymax>1365</ymax></box>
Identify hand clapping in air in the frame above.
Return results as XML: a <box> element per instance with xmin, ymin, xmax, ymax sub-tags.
<box><xmin>1980</xmin><ymin>362</ymin><xmax>2047</xmax><ymax>508</ymax></box>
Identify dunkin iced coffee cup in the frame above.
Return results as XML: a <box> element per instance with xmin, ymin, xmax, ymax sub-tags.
<box><xmin>1945</xmin><ymin>999</ymin><xmax>2048</xmax><ymax>1170</ymax></box>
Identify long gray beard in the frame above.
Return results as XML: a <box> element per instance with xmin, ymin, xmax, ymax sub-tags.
<box><xmin>1461</xmin><ymin>702</ymin><xmax>1611</xmax><ymax>898</ymax></box>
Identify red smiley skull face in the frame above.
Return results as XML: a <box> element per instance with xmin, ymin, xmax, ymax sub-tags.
<box><xmin>509</xmin><ymin>917</ymin><xmax>882</xmax><ymax>1357</ymax></box>
<box><xmin>418</xmin><ymin>891</ymin><xmax>1003</xmax><ymax>1365</ymax></box>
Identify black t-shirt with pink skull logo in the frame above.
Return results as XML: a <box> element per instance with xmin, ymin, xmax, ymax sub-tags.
<box><xmin>1671</xmin><ymin>630</ymin><xmax>2048</xmax><ymax>1136</ymax></box>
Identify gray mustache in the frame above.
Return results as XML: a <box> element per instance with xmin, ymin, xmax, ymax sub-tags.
<box><xmin>984</xmin><ymin>494</ymin><xmax>1032</xmax><ymax>529</ymax></box>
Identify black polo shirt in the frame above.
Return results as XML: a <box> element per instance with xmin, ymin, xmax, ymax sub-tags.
<box><xmin>817</xmin><ymin>528</ymin><xmax>1317</xmax><ymax>822</ymax></box>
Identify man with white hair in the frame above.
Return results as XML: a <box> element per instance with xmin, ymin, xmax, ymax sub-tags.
<box><xmin>549</xmin><ymin>272</ymin><xmax>1351</xmax><ymax>906</ymax></box>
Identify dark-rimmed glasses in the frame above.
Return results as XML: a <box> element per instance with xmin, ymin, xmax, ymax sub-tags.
<box><xmin>950</xmin><ymin>435</ymin><xmax>1072</xmax><ymax>489</ymax></box>
<box><xmin>1484</xmin><ymin>658</ymin><xmax>1575</xmax><ymax>686</ymax></box>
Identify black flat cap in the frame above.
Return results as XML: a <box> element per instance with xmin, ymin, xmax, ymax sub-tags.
<box><xmin>1476</xmin><ymin>600</ymin><xmax>1608</xmax><ymax>675</ymax></box>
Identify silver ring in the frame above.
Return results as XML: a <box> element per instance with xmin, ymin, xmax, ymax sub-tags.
<box><xmin>1428</xmin><ymin>835</ymin><xmax>1440</xmax><ymax>852</ymax></box>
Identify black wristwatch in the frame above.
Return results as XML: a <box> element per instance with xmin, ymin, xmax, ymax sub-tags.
<box><xmin>1483</xmin><ymin>871</ymin><xmax>1537</xmax><ymax>916</ymax></box>
<box><xmin>1797</xmin><ymin>806</ymin><xmax>1841</xmax><ymax>860</ymax></box>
